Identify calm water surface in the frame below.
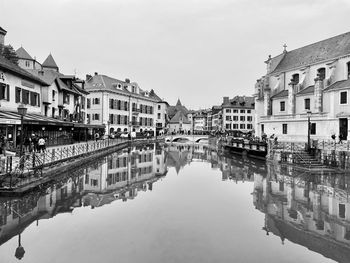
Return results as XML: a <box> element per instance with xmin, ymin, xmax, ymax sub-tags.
<box><xmin>0</xmin><ymin>143</ymin><xmax>348</xmax><ymax>263</ymax></box>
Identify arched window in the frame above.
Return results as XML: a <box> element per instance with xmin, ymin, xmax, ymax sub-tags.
<box><xmin>292</xmin><ymin>73</ymin><xmax>299</xmax><ymax>84</ymax></box>
<box><xmin>317</xmin><ymin>68</ymin><xmax>326</xmax><ymax>80</ymax></box>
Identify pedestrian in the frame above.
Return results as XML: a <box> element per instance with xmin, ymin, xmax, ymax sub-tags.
<box><xmin>32</xmin><ymin>134</ymin><xmax>38</xmax><ymax>152</ymax></box>
<box><xmin>95</xmin><ymin>133</ymin><xmax>100</xmax><ymax>142</ymax></box>
<box><xmin>38</xmin><ymin>137</ymin><xmax>46</xmax><ymax>153</ymax></box>
<box><xmin>339</xmin><ymin>134</ymin><xmax>343</xmax><ymax>144</ymax></box>
<box><xmin>24</xmin><ymin>137</ymin><xmax>31</xmax><ymax>152</ymax></box>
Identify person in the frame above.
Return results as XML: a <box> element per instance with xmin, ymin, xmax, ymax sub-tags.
<box><xmin>24</xmin><ymin>137</ymin><xmax>31</xmax><ymax>152</ymax></box>
<box><xmin>38</xmin><ymin>137</ymin><xmax>46</xmax><ymax>153</ymax></box>
<box><xmin>339</xmin><ymin>134</ymin><xmax>343</xmax><ymax>144</ymax></box>
<box><xmin>95</xmin><ymin>133</ymin><xmax>100</xmax><ymax>142</ymax></box>
<box><xmin>32</xmin><ymin>134</ymin><xmax>38</xmax><ymax>152</ymax></box>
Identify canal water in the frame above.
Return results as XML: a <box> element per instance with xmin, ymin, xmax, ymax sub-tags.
<box><xmin>0</xmin><ymin>142</ymin><xmax>349</xmax><ymax>263</ymax></box>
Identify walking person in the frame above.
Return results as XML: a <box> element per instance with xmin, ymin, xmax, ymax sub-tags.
<box><xmin>38</xmin><ymin>137</ymin><xmax>46</xmax><ymax>153</ymax></box>
<box><xmin>339</xmin><ymin>134</ymin><xmax>343</xmax><ymax>144</ymax></box>
<box><xmin>95</xmin><ymin>133</ymin><xmax>100</xmax><ymax>142</ymax></box>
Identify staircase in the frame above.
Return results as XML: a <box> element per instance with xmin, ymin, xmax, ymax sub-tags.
<box><xmin>286</xmin><ymin>151</ymin><xmax>331</xmax><ymax>171</ymax></box>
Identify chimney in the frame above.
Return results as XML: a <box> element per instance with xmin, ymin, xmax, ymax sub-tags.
<box><xmin>94</xmin><ymin>72</ymin><xmax>98</xmax><ymax>76</ymax></box>
<box><xmin>86</xmin><ymin>74</ymin><xmax>92</xmax><ymax>81</ymax></box>
<box><xmin>223</xmin><ymin>96</ymin><xmax>229</xmax><ymax>104</ymax></box>
<box><xmin>125</xmin><ymin>78</ymin><xmax>130</xmax><ymax>83</ymax></box>
<box><xmin>0</xmin><ymin>27</ymin><xmax>7</xmax><ymax>46</ymax></box>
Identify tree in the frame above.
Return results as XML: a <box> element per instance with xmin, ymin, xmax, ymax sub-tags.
<box><xmin>0</xmin><ymin>44</ymin><xmax>19</xmax><ymax>65</ymax></box>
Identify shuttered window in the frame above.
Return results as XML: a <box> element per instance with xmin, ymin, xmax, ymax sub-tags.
<box><xmin>15</xmin><ymin>87</ymin><xmax>21</xmax><ymax>103</ymax></box>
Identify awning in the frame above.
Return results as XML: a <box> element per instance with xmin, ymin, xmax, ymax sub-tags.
<box><xmin>73</xmin><ymin>123</ymin><xmax>105</xmax><ymax>129</ymax></box>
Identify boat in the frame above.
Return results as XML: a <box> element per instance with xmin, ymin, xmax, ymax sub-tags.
<box><xmin>219</xmin><ymin>137</ymin><xmax>267</xmax><ymax>159</ymax></box>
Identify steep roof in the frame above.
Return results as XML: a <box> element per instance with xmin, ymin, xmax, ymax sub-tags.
<box><xmin>176</xmin><ymin>99</ymin><xmax>182</xmax><ymax>106</ymax></box>
<box><xmin>16</xmin><ymin>46</ymin><xmax>33</xmax><ymax>60</ymax></box>
<box><xmin>42</xmin><ymin>54</ymin><xmax>58</xmax><ymax>69</ymax></box>
<box><xmin>0</xmin><ymin>55</ymin><xmax>48</xmax><ymax>86</ymax></box>
<box><xmin>27</xmin><ymin>69</ymin><xmax>63</xmax><ymax>85</ymax></box>
<box><xmin>221</xmin><ymin>95</ymin><xmax>255</xmax><ymax>108</ymax></box>
<box><xmin>169</xmin><ymin>110</ymin><xmax>191</xmax><ymax>124</ymax></box>
<box><xmin>271</xmin><ymin>31</ymin><xmax>350</xmax><ymax>74</ymax></box>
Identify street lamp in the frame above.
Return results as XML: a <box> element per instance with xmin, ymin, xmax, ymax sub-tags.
<box><xmin>307</xmin><ymin>110</ymin><xmax>312</xmax><ymax>151</ymax></box>
<box><xmin>17</xmin><ymin>104</ymin><xmax>27</xmax><ymax>164</ymax></box>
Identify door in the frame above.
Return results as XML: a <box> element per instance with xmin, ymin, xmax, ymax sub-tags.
<box><xmin>339</xmin><ymin>118</ymin><xmax>348</xmax><ymax>140</ymax></box>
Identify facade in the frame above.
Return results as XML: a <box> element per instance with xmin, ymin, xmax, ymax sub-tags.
<box><xmin>210</xmin><ymin>106</ymin><xmax>222</xmax><ymax>132</ymax></box>
<box><xmin>255</xmin><ymin>32</ymin><xmax>350</xmax><ymax>141</ymax></box>
<box><xmin>155</xmin><ymin>100</ymin><xmax>169</xmax><ymax>135</ymax></box>
<box><xmin>192</xmin><ymin>109</ymin><xmax>209</xmax><ymax>134</ymax></box>
<box><xmin>167</xmin><ymin>99</ymin><xmax>192</xmax><ymax>134</ymax></box>
<box><xmin>85</xmin><ymin>73</ymin><xmax>162</xmax><ymax>136</ymax></box>
<box><xmin>221</xmin><ymin>96</ymin><xmax>255</xmax><ymax>134</ymax></box>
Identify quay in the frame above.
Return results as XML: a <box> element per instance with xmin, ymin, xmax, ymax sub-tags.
<box><xmin>0</xmin><ymin>137</ymin><xmax>158</xmax><ymax>195</ymax></box>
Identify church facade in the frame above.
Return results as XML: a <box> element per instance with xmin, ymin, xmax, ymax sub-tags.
<box><xmin>255</xmin><ymin>32</ymin><xmax>350</xmax><ymax>141</ymax></box>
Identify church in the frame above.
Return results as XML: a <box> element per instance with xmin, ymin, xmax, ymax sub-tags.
<box><xmin>255</xmin><ymin>32</ymin><xmax>350</xmax><ymax>142</ymax></box>
<box><xmin>167</xmin><ymin>99</ymin><xmax>192</xmax><ymax>134</ymax></box>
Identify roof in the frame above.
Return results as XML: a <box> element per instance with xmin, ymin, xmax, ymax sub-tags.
<box><xmin>221</xmin><ymin>95</ymin><xmax>255</xmax><ymax>108</ymax></box>
<box><xmin>168</xmin><ymin>110</ymin><xmax>191</xmax><ymax>124</ymax></box>
<box><xmin>27</xmin><ymin>69</ymin><xmax>63</xmax><ymax>85</ymax></box>
<box><xmin>267</xmin><ymin>53</ymin><xmax>285</xmax><ymax>74</ymax></box>
<box><xmin>0</xmin><ymin>55</ymin><xmax>49</xmax><ymax>86</ymax></box>
<box><xmin>16</xmin><ymin>46</ymin><xmax>33</xmax><ymax>60</ymax></box>
<box><xmin>0</xmin><ymin>27</ymin><xmax>6</xmax><ymax>35</ymax></box>
<box><xmin>271</xmin><ymin>89</ymin><xmax>288</xmax><ymax>99</ymax></box>
<box><xmin>324</xmin><ymin>78</ymin><xmax>350</xmax><ymax>92</ymax></box>
<box><xmin>271</xmin><ymin>31</ymin><xmax>350</xmax><ymax>74</ymax></box>
<box><xmin>297</xmin><ymin>85</ymin><xmax>314</xmax><ymax>95</ymax></box>
<box><xmin>42</xmin><ymin>54</ymin><xmax>58</xmax><ymax>69</ymax></box>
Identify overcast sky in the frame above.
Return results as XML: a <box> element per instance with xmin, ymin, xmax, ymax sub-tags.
<box><xmin>1</xmin><ymin>0</ymin><xmax>350</xmax><ymax>109</ymax></box>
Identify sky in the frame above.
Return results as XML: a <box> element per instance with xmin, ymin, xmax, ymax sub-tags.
<box><xmin>1</xmin><ymin>0</ymin><xmax>350</xmax><ymax>109</ymax></box>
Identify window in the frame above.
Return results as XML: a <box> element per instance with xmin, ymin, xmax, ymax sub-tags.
<box><xmin>52</xmin><ymin>90</ymin><xmax>56</xmax><ymax>101</ymax></box>
<box><xmin>233</xmin><ymin>116</ymin><xmax>238</xmax><ymax>121</ymax></box>
<box><xmin>157</xmin><ymin>113</ymin><xmax>161</xmax><ymax>119</ymax></box>
<box><xmin>225</xmin><ymin>124</ymin><xmax>231</xmax><ymax>129</ymax></box>
<box><xmin>25</xmin><ymin>61</ymin><xmax>30</xmax><ymax>67</ymax></box>
<box><xmin>226</xmin><ymin>109</ymin><xmax>231</xmax><ymax>113</ymax></box>
<box><xmin>280</xmin><ymin>101</ymin><xmax>285</xmax><ymax>111</ymax></box>
<box><xmin>311</xmin><ymin>123</ymin><xmax>316</xmax><ymax>135</ymax></box>
<box><xmin>247</xmin><ymin>110</ymin><xmax>251</xmax><ymax>113</ymax></box>
<box><xmin>247</xmin><ymin>116</ymin><xmax>252</xmax><ymax>122</ymax></box>
<box><xmin>63</xmin><ymin>93</ymin><xmax>70</xmax><ymax>104</ymax></box>
<box><xmin>232</xmin><ymin>124</ymin><xmax>238</xmax><ymax>129</ymax></box>
<box><xmin>226</xmin><ymin>116</ymin><xmax>231</xmax><ymax>121</ymax></box>
<box><xmin>292</xmin><ymin>73</ymin><xmax>299</xmax><ymax>84</ymax></box>
<box><xmin>0</xmin><ymin>83</ymin><xmax>9</xmax><ymax>101</ymax></box>
<box><xmin>240</xmin><ymin>110</ymin><xmax>245</xmax><ymax>113</ymax></box>
<box><xmin>233</xmin><ymin>109</ymin><xmax>238</xmax><ymax>113</ymax></box>
<box><xmin>347</xmin><ymin>62</ymin><xmax>350</xmax><ymax>79</ymax></box>
<box><xmin>240</xmin><ymin>124</ymin><xmax>245</xmax><ymax>129</ymax></box>
<box><xmin>261</xmin><ymin>124</ymin><xmax>264</xmax><ymax>133</ymax></box>
<box><xmin>282</xmin><ymin>124</ymin><xmax>287</xmax><ymax>134</ymax></box>
<box><xmin>15</xmin><ymin>87</ymin><xmax>21</xmax><ymax>103</ymax></box>
<box><xmin>93</xmin><ymin>98</ymin><xmax>100</xmax><ymax>105</ymax></box>
<box><xmin>279</xmin><ymin>181</ymin><xmax>284</xmax><ymax>191</ymax></box>
<box><xmin>340</xmin><ymin>91</ymin><xmax>347</xmax><ymax>104</ymax></box>
<box><xmin>304</xmin><ymin>98</ymin><xmax>310</xmax><ymax>110</ymax></box>
<box><xmin>240</xmin><ymin>116</ymin><xmax>245</xmax><ymax>121</ymax></box>
<box><xmin>339</xmin><ymin>204</ymin><xmax>346</xmax><ymax>219</ymax></box>
<box><xmin>92</xmin><ymin>114</ymin><xmax>100</xmax><ymax>120</ymax></box>
<box><xmin>87</xmin><ymin>98</ymin><xmax>91</xmax><ymax>108</ymax></box>
<box><xmin>158</xmin><ymin>105</ymin><xmax>161</xmax><ymax>110</ymax></box>
<box><xmin>247</xmin><ymin>124</ymin><xmax>253</xmax><ymax>129</ymax></box>
<box><xmin>22</xmin><ymin>90</ymin><xmax>30</xmax><ymax>104</ymax></box>
<box><xmin>317</xmin><ymin>67</ymin><xmax>326</xmax><ymax>80</ymax></box>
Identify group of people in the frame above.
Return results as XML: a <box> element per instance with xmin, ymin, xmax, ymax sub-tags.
<box><xmin>23</xmin><ymin>134</ymin><xmax>46</xmax><ymax>153</ymax></box>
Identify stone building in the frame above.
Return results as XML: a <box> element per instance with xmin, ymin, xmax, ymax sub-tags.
<box><xmin>255</xmin><ymin>32</ymin><xmax>350</xmax><ymax>141</ymax></box>
<box><xmin>221</xmin><ymin>95</ymin><xmax>255</xmax><ymax>134</ymax></box>
<box><xmin>85</xmin><ymin>73</ymin><xmax>163</xmax><ymax>136</ymax></box>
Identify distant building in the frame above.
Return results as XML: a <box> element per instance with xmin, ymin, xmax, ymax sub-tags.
<box><xmin>210</xmin><ymin>105</ymin><xmax>222</xmax><ymax>132</ymax></box>
<box><xmin>221</xmin><ymin>95</ymin><xmax>255</xmax><ymax>134</ymax></box>
<box><xmin>167</xmin><ymin>99</ymin><xmax>192</xmax><ymax>134</ymax></box>
<box><xmin>255</xmin><ymin>32</ymin><xmax>350</xmax><ymax>141</ymax></box>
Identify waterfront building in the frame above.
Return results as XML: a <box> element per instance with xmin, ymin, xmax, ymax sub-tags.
<box><xmin>155</xmin><ymin>97</ymin><xmax>169</xmax><ymax>135</ymax></box>
<box><xmin>85</xmin><ymin>73</ymin><xmax>162</xmax><ymax>136</ymax></box>
<box><xmin>210</xmin><ymin>105</ymin><xmax>222</xmax><ymax>132</ymax></box>
<box><xmin>192</xmin><ymin>109</ymin><xmax>209</xmax><ymax>134</ymax></box>
<box><xmin>221</xmin><ymin>95</ymin><xmax>255</xmax><ymax>134</ymax></box>
<box><xmin>167</xmin><ymin>99</ymin><xmax>192</xmax><ymax>134</ymax></box>
<box><xmin>255</xmin><ymin>32</ymin><xmax>350</xmax><ymax>141</ymax></box>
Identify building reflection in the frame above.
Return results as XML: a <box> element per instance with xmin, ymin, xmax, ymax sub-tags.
<box><xmin>253</xmin><ymin>164</ymin><xmax>350</xmax><ymax>263</ymax></box>
<box><xmin>0</xmin><ymin>143</ymin><xmax>168</xmax><ymax>259</ymax></box>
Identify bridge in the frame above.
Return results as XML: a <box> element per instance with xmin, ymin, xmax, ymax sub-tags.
<box><xmin>164</xmin><ymin>135</ymin><xmax>209</xmax><ymax>143</ymax></box>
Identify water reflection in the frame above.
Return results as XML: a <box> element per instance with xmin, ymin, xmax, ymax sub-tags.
<box><xmin>0</xmin><ymin>143</ymin><xmax>350</xmax><ymax>262</ymax></box>
<box><xmin>253</xmin><ymin>165</ymin><xmax>350</xmax><ymax>263</ymax></box>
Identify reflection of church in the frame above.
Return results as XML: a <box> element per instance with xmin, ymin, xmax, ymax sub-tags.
<box><xmin>0</xmin><ymin>143</ymin><xmax>168</xmax><ymax>260</ymax></box>
<box><xmin>253</xmin><ymin>163</ymin><xmax>350</xmax><ymax>263</ymax></box>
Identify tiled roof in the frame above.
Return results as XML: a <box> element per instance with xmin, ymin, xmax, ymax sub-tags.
<box><xmin>27</xmin><ymin>69</ymin><xmax>63</xmax><ymax>85</ymax></box>
<box><xmin>16</xmin><ymin>47</ymin><xmax>33</xmax><ymax>60</ymax></box>
<box><xmin>271</xmin><ymin>90</ymin><xmax>288</xmax><ymax>99</ymax></box>
<box><xmin>297</xmin><ymin>85</ymin><xmax>314</xmax><ymax>95</ymax></box>
<box><xmin>267</xmin><ymin>53</ymin><xmax>285</xmax><ymax>74</ymax></box>
<box><xmin>271</xmin><ymin>32</ymin><xmax>350</xmax><ymax>74</ymax></box>
<box><xmin>169</xmin><ymin>110</ymin><xmax>190</xmax><ymax>124</ymax></box>
<box><xmin>324</xmin><ymin>78</ymin><xmax>350</xmax><ymax>92</ymax></box>
<box><xmin>0</xmin><ymin>55</ymin><xmax>49</xmax><ymax>86</ymax></box>
<box><xmin>221</xmin><ymin>95</ymin><xmax>255</xmax><ymax>108</ymax></box>
<box><xmin>42</xmin><ymin>54</ymin><xmax>58</xmax><ymax>69</ymax></box>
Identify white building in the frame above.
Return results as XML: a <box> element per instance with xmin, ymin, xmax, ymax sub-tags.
<box><xmin>255</xmin><ymin>32</ymin><xmax>350</xmax><ymax>141</ymax></box>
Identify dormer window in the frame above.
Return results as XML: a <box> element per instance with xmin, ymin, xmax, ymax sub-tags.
<box><xmin>292</xmin><ymin>73</ymin><xmax>299</xmax><ymax>84</ymax></box>
<box><xmin>317</xmin><ymin>68</ymin><xmax>326</xmax><ymax>80</ymax></box>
